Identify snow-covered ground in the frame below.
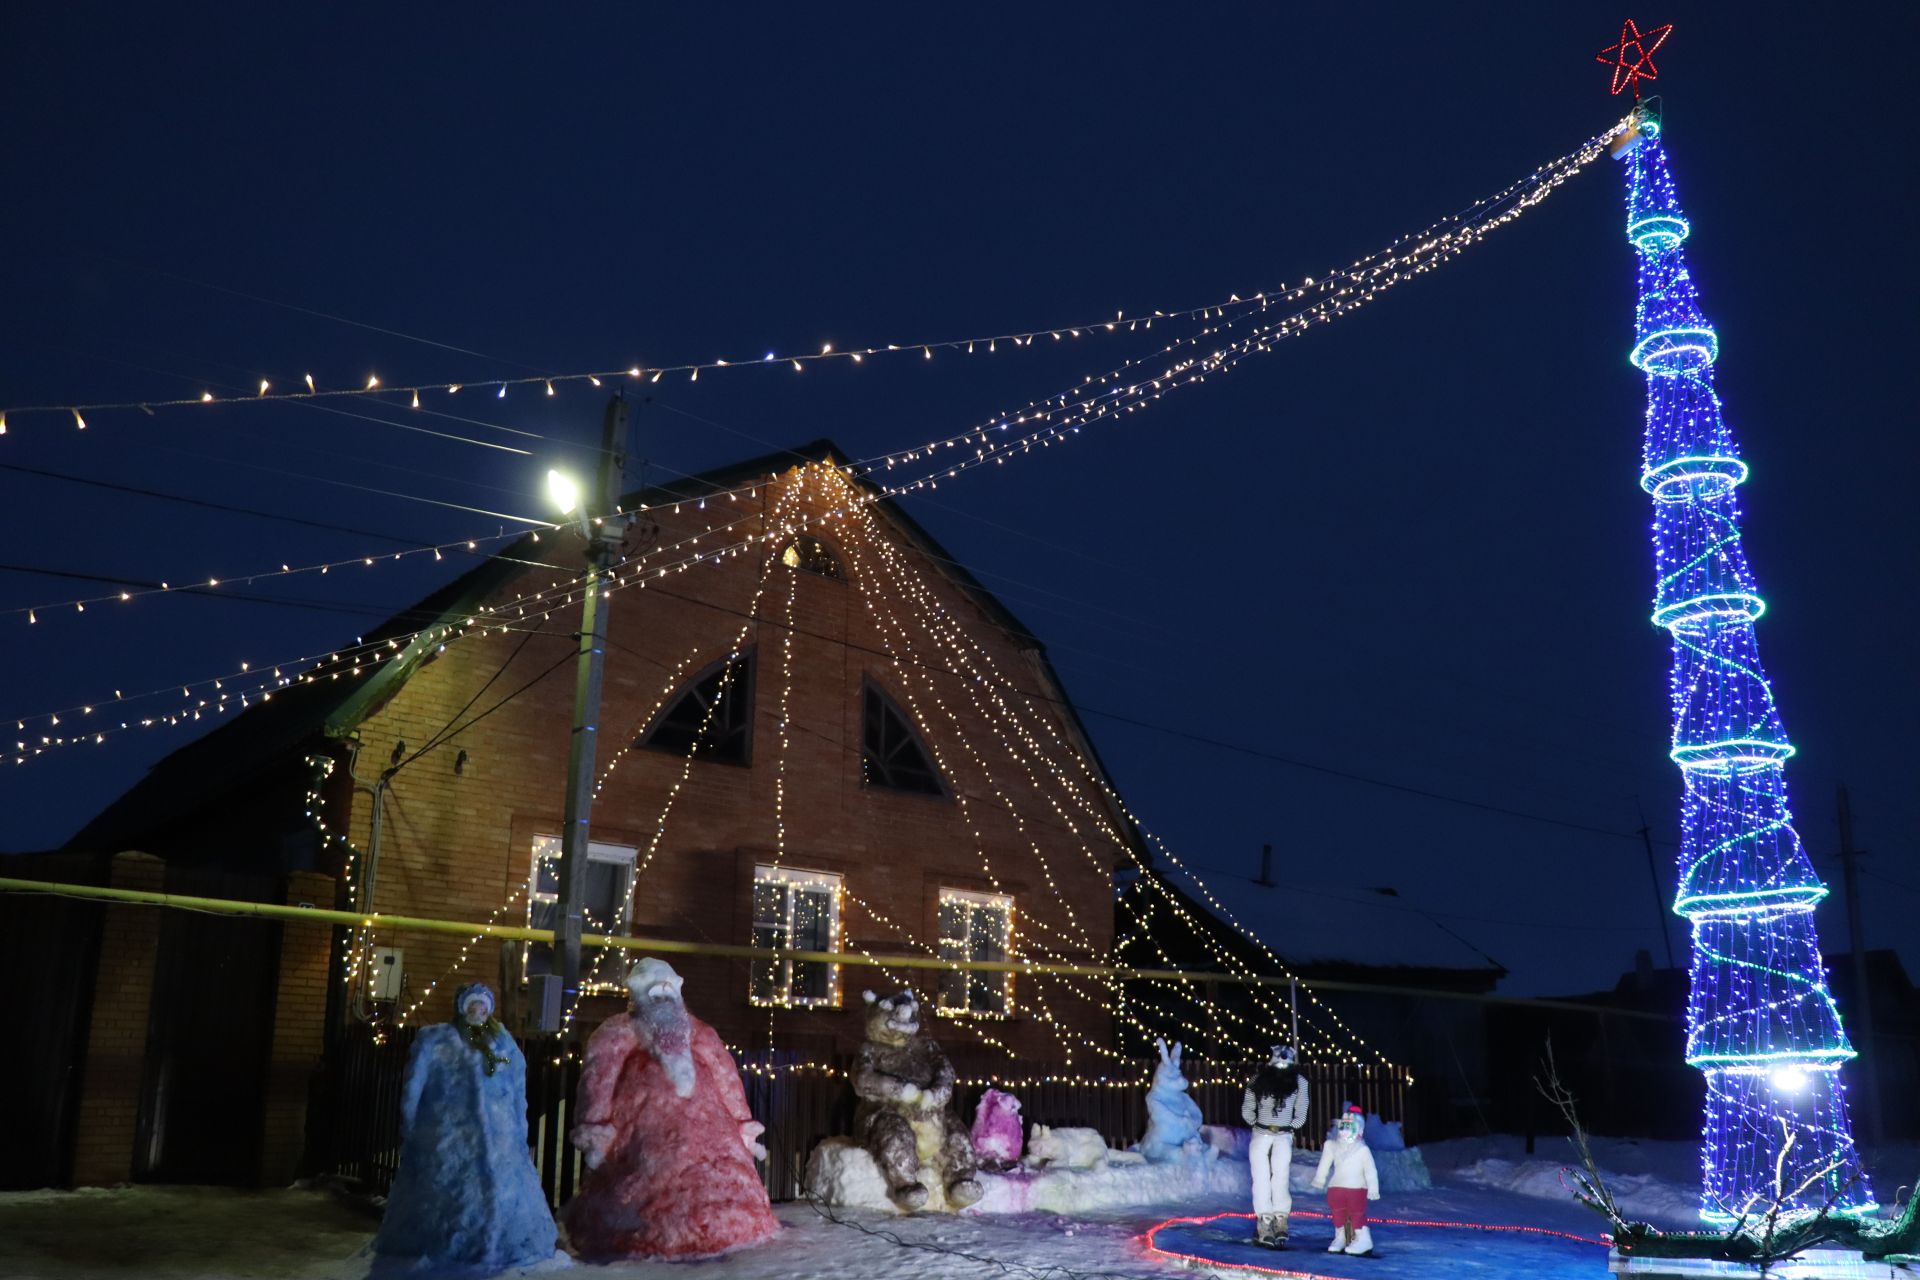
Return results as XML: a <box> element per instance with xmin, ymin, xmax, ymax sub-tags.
<box><xmin>2</xmin><ymin>1137</ymin><xmax>1912</xmax><ymax>1279</ymax></box>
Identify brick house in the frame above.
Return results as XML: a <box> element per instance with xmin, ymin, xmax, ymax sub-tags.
<box><xmin>38</xmin><ymin>440</ymin><xmax>1139</xmax><ymax>1186</ymax></box>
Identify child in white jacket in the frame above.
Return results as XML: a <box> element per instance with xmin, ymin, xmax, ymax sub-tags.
<box><xmin>1311</xmin><ymin>1106</ymin><xmax>1380</xmax><ymax>1256</ymax></box>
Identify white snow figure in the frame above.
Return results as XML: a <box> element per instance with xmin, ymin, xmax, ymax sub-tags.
<box><xmin>1241</xmin><ymin>1044</ymin><xmax>1310</xmax><ymax>1248</ymax></box>
<box><xmin>1312</xmin><ymin>1106</ymin><xmax>1380</xmax><ymax>1256</ymax></box>
<box><xmin>1136</xmin><ymin>1039</ymin><xmax>1203</xmax><ymax>1163</ymax></box>
<box><xmin>373</xmin><ymin>983</ymin><xmax>559</xmax><ymax>1272</ymax></box>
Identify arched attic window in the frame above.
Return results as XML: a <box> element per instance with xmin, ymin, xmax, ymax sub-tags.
<box><xmin>640</xmin><ymin>650</ymin><xmax>755</xmax><ymax>765</ymax></box>
<box><xmin>861</xmin><ymin>680</ymin><xmax>945</xmax><ymax>795</ymax></box>
<box><xmin>779</xmin><ymin>534</ymin><xmax>845</xmax><ymax>580</ymax></box>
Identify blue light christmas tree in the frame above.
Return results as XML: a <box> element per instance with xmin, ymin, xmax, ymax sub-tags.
<box><xmin>1621</xmin><ymin>115</ymin><xmax>1873</xmax><ymax>1223</ymax></box>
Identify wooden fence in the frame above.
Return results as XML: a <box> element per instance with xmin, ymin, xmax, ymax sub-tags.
<box><xmin>317</xmin><ymin>1027</ymin><xmax>1404</xmax><ymax>1205</ymax></box>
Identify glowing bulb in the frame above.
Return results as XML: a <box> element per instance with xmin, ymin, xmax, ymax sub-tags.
<box><xmin>72</xmin><ymin>409</ymin><xmax>86</xmax><ymax>430</ymax></box>
<box><xmin>546</xmin><ymin>469</ymin><xmax>581</xmax><ymax>515</ymax></box>
<box><xmin>258</xmin><ymin>380</ymin><xmax>270</xmax><ymax>395</ymax></box>
<box><xmin>366</xmin><ymin>374</ymin><xmax>380</xmax><ymax>389</ymax></box>
<box><xmin>1770</xmin><ymin>1065</ymin><xmax>1810</xmax><ymax>1093</ymax></box>
<box><xmin>305</xmin><ymin>373</ymin><xmax>316</xmax><ymax>393</ymax></box>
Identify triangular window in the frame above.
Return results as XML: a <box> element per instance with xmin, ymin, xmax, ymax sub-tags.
<box><xmin>862</xmin><ymin>681</ymin><xmax>943</xmax><ymax>795</ymax></box>
<box><xmin>641</xmin><ymin>651</ymin><xmax>754</xmax><ymax>765</ymax></box>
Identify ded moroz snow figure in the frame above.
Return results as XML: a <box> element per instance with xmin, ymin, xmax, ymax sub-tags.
<box><xmin>373</xmin><ymin>983</ymin><xmax>560</xmax><ymax>1272</ymax></box>
<box><xmin>1243</xmin><ymin>1044</ymin><xmax>1310</xmax><ymax>1248</ymax></box>
<box><xmin>563</xmin><ymin>958</ymin><xmax>779</xmax><ymax>1260</ymax></box>
<box><xmin>1313</xmin><ymin>1105</ymin><xmax>1380</xmax><ymax>1256</ymax></box>
<box><xmin>1137</xmin><ymin>1039</ymin><xmax>1203</xmax><ymax>1163</ymax></box>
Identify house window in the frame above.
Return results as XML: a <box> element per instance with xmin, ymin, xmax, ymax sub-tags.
<box><xmin>750</xmin><ymin>865</ymin><xmax>842</xmax><ymax>1007</ymax></box>
<box><xmin>526</xmin><ymin>835</ymin><xmax>638</xmax><ymax>992</ymax></box>
<box><xmin>862</xmin><ymin>682</ymin><xmax>943</xmax><ymax>795</ymax></box>
<box><xmin>937</xmin><ymin>888</ymin><xmax>1013</xmax><ymax>1017</ymax></box>
<box><xmin>779</xmin><ymin>534</ymin><xmax>844</xmax><ymax>580</ymax></box>
<box><xmin>641</xmin><ymin>650</ymin><xmax>753</xmax><ymax>765</ymax></box>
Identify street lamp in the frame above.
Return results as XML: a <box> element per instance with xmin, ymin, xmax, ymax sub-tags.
<box><xmin>547</xmin><ymin>396</ymin><xmax>631</xmax><ymax>1033</ymax></box>
<box><xmin>546</xmin><ymin>468</ymin><xmax>581</xmax><ymax>517</ymax></box>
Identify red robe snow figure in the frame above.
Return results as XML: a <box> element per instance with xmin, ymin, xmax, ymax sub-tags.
<box><xmin>564</xmin><ymin>958</ymin><xmax>780</xmax><ymax>1260</ymax></box>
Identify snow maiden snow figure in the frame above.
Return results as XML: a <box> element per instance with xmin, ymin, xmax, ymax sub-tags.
<box><xmin>1242</xmin><ymin>1044</ymin><xmax>1310</xmax><ymax>1247</ymax></box>
<box><xmin>373</xmin><ymin>983</ymin><xmax>559</xmax><ymax>1272</ymax></box>
<box><xmin>1136</xmin><ymin>1038</ymin><xmax>1203</xmax><ymax>1162</ymax></box>
<box><xmin>852</xmin><ymin>989</ymin><xmax>982</xmax><ymax>1210</ymax></box>
<box><xmin>564</xmin><ymin>958</ymin><xmax>779</xmax><ymax>1259</ymax></box>
<box><xmin>1312</xmin><ymin>1105</ymin><xmax>1380</xmax><ymax>1256</ymax></box>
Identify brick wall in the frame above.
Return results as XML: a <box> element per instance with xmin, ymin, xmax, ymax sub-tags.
<box><xmin>70</xmin><ymin>851</ymin><xmax>165</xmax><ymax>1185</ymax></box>
<box><xmin>259</xmin><ymin>869</ymin><xmax>336</xmax><ymax>1184</ymax></box>
<box><xmin>344</xmin><ymin>463</ymin><xmax>1123</xmax><ymax>1071</ymax></box>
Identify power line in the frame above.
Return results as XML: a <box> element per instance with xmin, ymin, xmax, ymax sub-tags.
<box><xmin>0</xmin><ymin>460</ymin><xmax>438</xmax><ymax>547</ymax></box>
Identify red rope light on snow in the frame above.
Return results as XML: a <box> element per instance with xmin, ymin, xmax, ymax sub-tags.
<box><xmin>1139</xmin><ymin>1211</ymin><xmax>1610</xmax><ymax>1278</ymax></box>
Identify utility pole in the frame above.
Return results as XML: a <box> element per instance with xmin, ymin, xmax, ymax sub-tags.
<box><xmin>1835</xmin><ymin>784</ymin><xmax>1881</xmax><ymax>1144</ymax></box>
<box><xmin>554</xmin><ymin>394</ymin><xmax>631</xmax><ymax>1023</ymax></box>
<box><xmin>1635</xmin><ymin>800</ymin><xmax>1677</xmax><ymax>969</ymax></box>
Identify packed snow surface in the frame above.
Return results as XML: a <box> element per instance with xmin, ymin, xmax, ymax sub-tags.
<box><xmin>5</xmin><ymin>1136</ymin><xmax>1912</xmax><ymax>1279</ymax></box>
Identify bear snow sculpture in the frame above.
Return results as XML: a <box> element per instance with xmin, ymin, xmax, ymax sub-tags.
<box><xmin>852</xmin><ymin>989</ymin><xmax>982</xmax><ymax>1211</ymax></box>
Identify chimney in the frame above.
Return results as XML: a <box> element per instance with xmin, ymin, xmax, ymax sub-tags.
<box><xmin>1257</xmin><ymin>843</ymin><xmax>1275</xmax><ymax>888</ymax></box>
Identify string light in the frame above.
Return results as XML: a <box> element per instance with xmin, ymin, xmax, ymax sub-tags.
<box><xmin>1621</xmin><ymin>118</ymin><xmax>1871</xmax><ymax>1223</ymax></box>
<box><xmin>0</xmin><ymin>123</ymin><xmax>1625</xmax><ymax>439</ymax></box>
<box><xmin>3</xmin><ymin>526</ymin><xmax>536</xmax><ymax>628</ymax></box>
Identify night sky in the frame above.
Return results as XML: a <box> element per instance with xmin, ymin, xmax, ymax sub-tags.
<box><xmin>2</xmin><ymin>5</ymin><xmax>1914</xmax><ymax>997</ymax></box>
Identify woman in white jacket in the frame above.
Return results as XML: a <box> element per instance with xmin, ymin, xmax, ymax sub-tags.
<box><xmin>1241</xmin><ymin>1045</ymin><xmax>1310</xmax><ymax>1247</ymax></box>
<box><xmin>1312</xmin><ymin>1106</ymin><xmax>1380</xmax><ymax>1256</ymax></box>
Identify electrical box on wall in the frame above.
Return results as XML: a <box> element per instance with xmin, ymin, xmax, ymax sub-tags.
<box><xmin>369</xmin><ymin>947</ymin><xmax>404</xmax><ymax>1001</ymax></box>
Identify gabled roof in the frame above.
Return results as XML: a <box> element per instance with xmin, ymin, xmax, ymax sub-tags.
<box><xmin>70</xmin><ymin>438</ymin><xmax>1128</xmax><ymax>858</ymax></box>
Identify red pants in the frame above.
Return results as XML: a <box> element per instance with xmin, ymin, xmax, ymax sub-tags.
<box><xmin>1326</xmin><ymin>1186</ymin><xmax>1369</xmax><ymax>1233</ymax></box>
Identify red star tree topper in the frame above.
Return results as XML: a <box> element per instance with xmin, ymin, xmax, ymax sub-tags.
<box><xmin>1597</xmin><ymin>18</ymin><xmax>1673</xmax><ymax>99</ymax></box>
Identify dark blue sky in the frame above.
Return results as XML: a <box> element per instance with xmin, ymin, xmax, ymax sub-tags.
<box><xmin>2</xmin><ymin>4</ymin><xmax>1914</xmax><ymax>995</ymax></box>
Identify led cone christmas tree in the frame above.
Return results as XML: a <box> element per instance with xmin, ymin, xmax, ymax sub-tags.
<box><xmin>1622</xmin><ymin>115</ymin><xmax>1873</xmax><ymax>1223</ymax></box>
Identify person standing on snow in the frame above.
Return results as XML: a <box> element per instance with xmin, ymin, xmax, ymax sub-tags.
<box><xmin>1242</xmin><ymin>1044</ymin><xmax>1310</xmax><ymax>1247</ymax></box>
<box><xmin>1312</xmin><ymin>1105</ymin><xmax>1381</xmax><ymax>1256</ymax></box>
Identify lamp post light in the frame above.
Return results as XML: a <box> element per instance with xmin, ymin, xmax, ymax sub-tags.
<box><xmin>550</xmin><ymin>394</ymin><xmax>631</xmax><ymax>1029</ymax></box>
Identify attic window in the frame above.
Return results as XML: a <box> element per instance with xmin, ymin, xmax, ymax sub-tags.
<box><xmin>641</xmin><ymin>651</ymin><xmax>754</xmax><ymax>765</ymax></box>
<box><xmin>861</xmin><ymin>682</ymin><xmax>943</xmax><ymax>795</ymax></box>
<box><xmin>779</xmin><ymin>535</ymin><xmax>844</xmax><ymax>580</ymax></box>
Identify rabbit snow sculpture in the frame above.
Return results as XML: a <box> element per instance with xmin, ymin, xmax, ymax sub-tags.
<box><xmin>1137</xmin><ymin>1038</ymin><xmax>1205</xmax><ymax>1163</ymax></box>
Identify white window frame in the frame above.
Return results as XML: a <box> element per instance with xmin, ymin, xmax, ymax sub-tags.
<box><xmin>749</xmin><ymin>864</ymin><xmax>843</xmax><ymax>1008</ymax></box>
<box><xmin>526</xmin><ymin>835</ymin><xmax>639</xmax><ymax>994</ymax></box>
<box><xmin>937</xmin><ymin>887</ymin><xmax>1015</xmax><ymax>1018</ymax></box>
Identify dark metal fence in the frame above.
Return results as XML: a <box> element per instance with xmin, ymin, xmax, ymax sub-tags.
<box><xmin>317</xmin><ymin>1027</ymin><xmax>1405</xmax><ymax>1205</ymax></box>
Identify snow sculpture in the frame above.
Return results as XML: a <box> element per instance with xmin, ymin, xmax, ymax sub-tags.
<box><xmin>1025</xmin><ymin>1124</ymin><xmax>1111</xmax><ymax>1170</ymax></box>
<box><xmin>373</xmin><ymin>983</ymin><xmax>559</xmax><ymax>1271</ymax></box>
<box><xmin>564</xmin><ymin>958</ymin><xmax>779</xmax><ymax>1259</ymax></box>
<box><xmin>1136</xmin><ymin>1038</ymin><xmax>1204</xmax><ymax>1163</ymax></box>
<box><xmin>971</xmin><ymin>1088</ymin><xmax>1024</xmax><ymax>1170</ymax></box>
<box><xmin>852</xmin><ymin>988</ymin><xmax>982</xmax><ymax>1211</ymax></box>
